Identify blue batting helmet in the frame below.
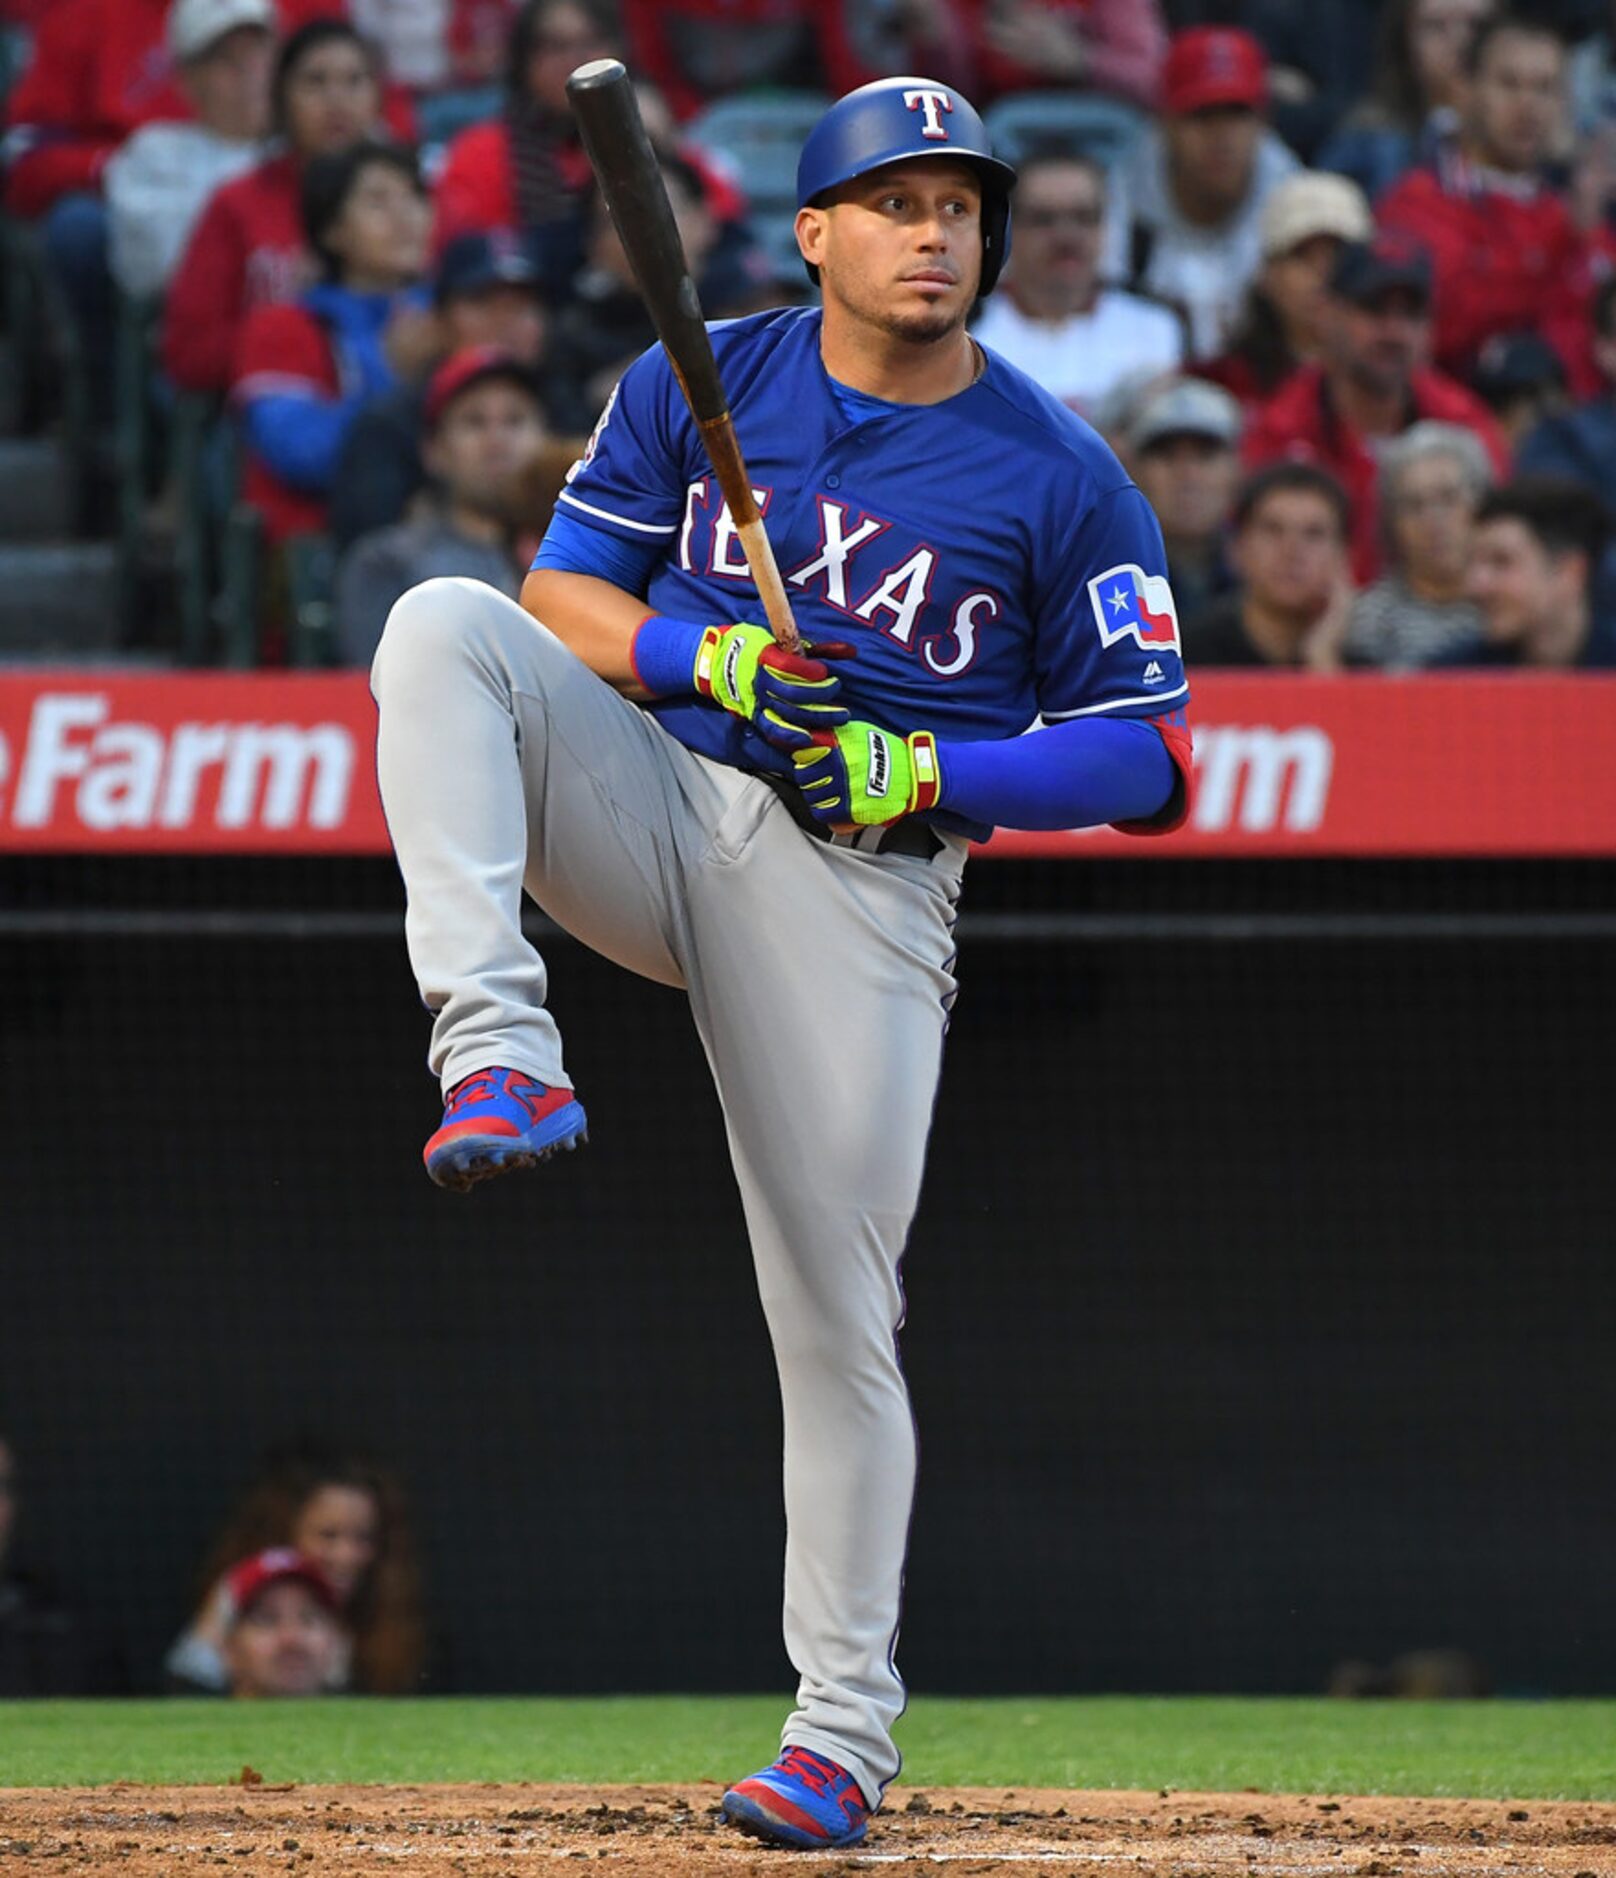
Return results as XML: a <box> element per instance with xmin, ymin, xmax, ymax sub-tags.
<box><xmin>795</xmin><ymin>76</ymin><xmax>1017</xmax><ymax>296</ymax></box>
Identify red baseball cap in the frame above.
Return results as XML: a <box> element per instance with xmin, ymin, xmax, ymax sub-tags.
<box><xmin>1163</xmin><ymin>27</ymin><xmax>1267</xmax><ymax>116</ymax></box>
<box><xmin>225</xmin><ymin>1548</ymin><xmax>340</xmax><ymax>1619</ymax></box>
<box><xmin>423</xmin><ymin>346</ymin><xmax>541</xmax><ymax>433</ymax></box>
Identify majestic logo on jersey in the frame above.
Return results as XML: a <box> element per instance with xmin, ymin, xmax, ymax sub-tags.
<box><xmin>1087</xmin><ymin>564</ymin><xmax>1182</xmax><ymax>654</ymax></box>
<box><xmin>903</xmin><ymin>87</ymin><xmax>954</xmax><ymax>140</ymax></box>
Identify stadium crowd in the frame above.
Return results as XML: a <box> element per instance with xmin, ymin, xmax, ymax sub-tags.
<box><xmin>3</xmin><ymin>0</ymin><xmax>1616</xmax><ymax>670</ymax></box>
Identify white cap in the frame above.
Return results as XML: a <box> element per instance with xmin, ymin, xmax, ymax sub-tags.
<box><xmin>1129</xmin><ymin>377</ymin><xmax>1242</xmax><ymax>453</ymax></box>
<box><xmin>168</xmin><ymin>0</ymin><xmax>275</xmax><ymax>63</ymax></box>
<box><xmin>1258</xmin><ymin>171</ymin><xmax>1372</xmax><ymax>261</ymax></box>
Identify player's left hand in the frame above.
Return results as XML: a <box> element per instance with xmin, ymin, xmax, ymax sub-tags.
<box><xmin>791</xmin><ymin>719</ymin><xmax>942</xmax><ymax>828</ymax></box>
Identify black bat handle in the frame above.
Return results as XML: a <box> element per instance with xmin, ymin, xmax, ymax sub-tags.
<box><xmin>565</xmin><ymin>58</ymin><xmax>727</xmax><ymax>426</ymax></box>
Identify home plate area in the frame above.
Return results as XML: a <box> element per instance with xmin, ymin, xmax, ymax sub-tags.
<box><xmin>2</xmin><ymin>1785</ymin><xmax>1613</xmax><ymax>1876</ymax></box>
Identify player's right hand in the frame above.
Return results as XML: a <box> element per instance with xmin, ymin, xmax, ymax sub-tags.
<box><xmin>694</xmin><ymin>622</ymin><xmax>855</xmax><ymax>751</ymax></box>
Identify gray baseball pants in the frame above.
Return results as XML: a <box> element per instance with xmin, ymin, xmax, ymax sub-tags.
<box><xmin>370</xmin><ymin>578</ymin><xmax>966</xmax><ymax>1803</ymax></box>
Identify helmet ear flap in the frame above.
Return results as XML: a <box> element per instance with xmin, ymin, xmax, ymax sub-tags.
<box><xmin>979</xmin><ymin>188</ymin><xmax>1012</xmax><ymax>297</ymax></box>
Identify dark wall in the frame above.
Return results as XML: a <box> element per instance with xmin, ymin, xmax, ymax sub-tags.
<box><xmin>2</xmin><ymin>859</ymin><xmax>1613</xmax><ymax>1696</ymax></box>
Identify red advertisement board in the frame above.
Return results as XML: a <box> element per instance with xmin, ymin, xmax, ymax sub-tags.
<box><xmin>0</xmin><ymin>669</ymin><xmax>1610</xmax><ymax>856</ymax></box>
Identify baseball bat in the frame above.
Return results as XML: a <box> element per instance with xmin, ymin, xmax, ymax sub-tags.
<box><xmin>566</xmin><ymin>57</ymin><xmax>803</xmax><ymax>655</ymax></box>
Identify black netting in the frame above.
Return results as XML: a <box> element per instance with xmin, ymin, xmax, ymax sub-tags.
<box><xmin>3</xmin><ymin>857</ymin><xmax>1614</xmax><ymax>1696</ymax></box>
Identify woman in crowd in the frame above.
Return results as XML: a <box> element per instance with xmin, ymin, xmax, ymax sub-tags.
<box><xmin>164</xmin><ymin>17</ymin><xmax>386</xmax><ymax>395</ymax></box>
<box><xmin>1344</xmin><ymin>421</ymin><xmax>1493</xmax><ymax>669</ymax></box>
<box><xmin>1317</xmin><ymin>0</ymin><xmax>1495</xmax><ymax>202</ymax></box>
<box><xmin>431</xmin><ymin>0</ymin><xmax>754</xmax><ymax>304</ymax></box>
<box><xmin>232</xmin><ymin>138</ymin><xmax>434</xmax><ymax>545</ymax></box>
<box><xmin>1200</xmin><ymin>170</ymin><xmax>1371</xmax><ymax>408</ymax></box>
<box><xmin>432</xmin><ymin>0</ymin><xmax>618</xmax><ymax>254</ymax></box>
<box><xmin>166</xmin><ymin>1444</ymin><xmax>425</xmax><ymax>1694</ymax></box>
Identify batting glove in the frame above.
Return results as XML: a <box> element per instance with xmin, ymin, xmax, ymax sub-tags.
<box><xmin>694</xmin><ymin>621</ymin><xmax>854</xmax><ymax>751</ymax></box>
<box><xmin>791</xmin><ymin>720</ymin><xmax>942</xmax><ymax>828</ymax></box>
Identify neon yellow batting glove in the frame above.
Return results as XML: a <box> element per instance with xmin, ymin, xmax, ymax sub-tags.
<box><xmin>692</xmin><ymin>621</ymin><xmax>854</xmax><ymax>751</ymax></box>
<box><xmin>791</xmin><ymin>720</ymin><xmax>942</xmax><ymax>828</ymax></box>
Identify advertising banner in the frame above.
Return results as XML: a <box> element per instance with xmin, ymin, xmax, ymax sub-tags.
<box><xmin>0</xmin><ymin>670</ymin><xmax>1608</xmax><ymax>857</ymax></box>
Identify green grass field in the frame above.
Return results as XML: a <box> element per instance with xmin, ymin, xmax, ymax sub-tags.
<box><xmin>2</xmin><ymin>1696</ymin><xmax>1613</xmax><ymax>1799</ymax></box>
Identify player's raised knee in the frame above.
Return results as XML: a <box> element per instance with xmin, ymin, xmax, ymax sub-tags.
<box><xmin>373</xmin><ymin>577</ymin><xmax>524</xmax><ymax>686</ymax></box>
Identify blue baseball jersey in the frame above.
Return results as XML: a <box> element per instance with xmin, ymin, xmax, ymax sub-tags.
<box><xmin>535</xmin><ymin>305</ymin><xmax>1188</xmax><ymax>779</ymax></box>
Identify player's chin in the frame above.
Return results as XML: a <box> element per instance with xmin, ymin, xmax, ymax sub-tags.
<box><xmin>882</xmin><ymin>296</ymin><xmax>969</xmax><ymax>344</ymax></box>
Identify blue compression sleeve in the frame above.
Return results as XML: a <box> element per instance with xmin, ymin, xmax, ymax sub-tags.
<box><xmin>531</xmin><ymin>501</ymin><xmax>662</xmax><ymax>592</ymax></box>
<box><xmin>242</xmin><ymin>392</ymin><xmax>365</xmax><ymax>494</ymax></box>
<box><xmin>937</xmin><ymin>717</ymin><xmax>1176</xmax><ymax>831</ymax></box>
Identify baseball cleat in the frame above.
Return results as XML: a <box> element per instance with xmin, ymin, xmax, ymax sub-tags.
<box><xmin>423</xmin><ymin>1067</ymin><xmax>587</xmax><ymax>1192</ymax></box>
<box><xmin>720</xmin><ymin>1746</ymin><xmax>872</xmax><ymax>1850</ymax></box>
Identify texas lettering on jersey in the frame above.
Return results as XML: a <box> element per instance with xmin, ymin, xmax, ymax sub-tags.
<box><xmin>679</xmin><ymin>483</ymin><xmax>997</xmax><ymax>680</ymax></box>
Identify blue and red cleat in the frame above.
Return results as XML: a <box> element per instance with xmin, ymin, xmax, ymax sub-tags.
<box><xmin>721</xmin><ymin>1746</ymin><xmax>872</xmax><ymax>1850</ymax></box>
<box><xmin>423</xmin><ymin>1067</ymin><xmax>588</xmax><ymax>1192</ymax></box>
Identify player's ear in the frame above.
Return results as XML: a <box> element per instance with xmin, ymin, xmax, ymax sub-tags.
<box><xmin>796</xmin><ymin>205</ymin><xmax>827</xmax><ymax>272</ymax></box>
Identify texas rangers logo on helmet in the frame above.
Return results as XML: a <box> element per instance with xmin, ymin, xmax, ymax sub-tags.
<box><xmin>1087</xmin><ymin>564</ymin><xmax>1182</xmax><ymax>653</ymax></box>
<box><xmin>903</xmin><ymin>86</ymin><xmax>954</xmax><ymax>139</ymax></box>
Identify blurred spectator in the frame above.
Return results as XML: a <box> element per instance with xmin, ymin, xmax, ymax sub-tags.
<box><xmin>1343</xmin><ymin>420</ymin><xmax>1491</xmax><ymax>666</ymax></box>
<box><xmin>219</xmin><ymin>1549</ymin><xmax>348</xmax><ymax>1699</ymax></box>
<box><xmin>1243</xmin><ymin>233</ymin><xmax>1507</xmax><ymax>582</ymax></box>
<box><xmin>1200</xmin><ymin>169</ymin><xmax>1371</xmax><ymax>406</ymax></box>
<box><xmin>547</xmin><ymin>155</ymin><xmax>718</xmax><ymax>427</ymax></box>
<box><xmin>1328</xmin><ymin>1648</ymin><xmax>1491</xmax><ymax>1697</ymax></box>
<box><xmin>1</xmin><ymin>0</ymin><xmax>187</xmax><ymax>412</ymax></box>
<box><xmin>1571</xmin><ymin>0</ymin><xmax>1616</xmax><ymax>132</ymax></box>
<box><xmin>971</xmin><ymin>150</ymin><xmax>1183</xmax><ymax>417</ymax></box>
<box><xmin>331</xmin><ymin>227</ymin><xmax>550</xmax><ymax>549</ymax></box>
<box><xmin>163</xmin><ymin>16</ymin><xmax>384</xmax><ymax>395</ymax></box>
<box><xmin>615</xmin><ymin>0</ymin><xmax>973</xmax><ymax>122</ymax></box>
<box><xmin>106</xmin><ymin>0</ymin><xmax>277</xmax><ymax>303</ymax></box>
<box><xmin>628</xmin><ymin>77</ymin><xmax>777</xmax><ymax>318</ymax></box>
<box><xmin>167</xmin><ymin>1443</ymin><xmax>425</xmax><ymax>1694</ymax></box>
<box><xmin>958</xmin><ymin>0</ymin><xmax>1167</xmax><ymax>112</ymax></box>
<box><xmin>1516</xmin><ymin>276</ymin><xmax>1616</xmax><ymax>491</ymax></box>
<box><xmin>1377</xmin><ymin>14</ymin><xmax>1599</xmax><ymax>393</ymax></box>
<box><xmin>1186</xmin><ymin>458</ymin><xmax>1355</xmax><ymax>665</ymax></box>
<box><xmin>1317</xmin><ymin>0</ymin><xmax>1494</xmax><ymax>200</ymax></box>
<box><xmin>1436</xmin><ymin>475</ymin><xmax>1616</xmax><ymax>665</ymax></box>
<box><xmin>432</xmin><ymin>0</ymin><xmax>616</xmax><ymax>252</ymax></box>
<box><xmin>1103</xmin><ymin>27</ymin><xmax>1299</xmax><ymax>357</ymax></box>
<box><xmin>0</xmin><ymin>1436</ymin><xmax>124</xmax><ymax>1696</ymax></box>
<box><xmin>1468</xmin><ymin>331</ymin><xmax>1570</xmax><ymax>454</ymax></box>
<box><xmin>345</xmin><ymin>0</ymin><xmax>518</xmax><ymax>96</ymax></box>
<box><xmin>336</xmin><ymin>348</ymin><xmax>548</xmax><ymax>661</ymax></box>
<box><xmin>1127</xmin><ymin>376</ymin><xmax>1243</xmax><ymax>619</ymax></box>
<box><xmin>1163</xmin><ymin>0</ymin><xmax>1378</xmax><ymax>160</ymax></box>
<box><xmin>1</xmin><ymin>0</ymin><xmax>186</xmax><ymax>220</ymax></box>
<box><xmin>233</xmin><ymin>139</ymin><xmax>432</xmax><ymax>545</ymax></box>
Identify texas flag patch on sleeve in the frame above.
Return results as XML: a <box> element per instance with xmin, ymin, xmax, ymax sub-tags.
<box><xmin>1087</xmin><ymin>563</ymin><xmax>1183</xmax><ymax>654</ymax></box>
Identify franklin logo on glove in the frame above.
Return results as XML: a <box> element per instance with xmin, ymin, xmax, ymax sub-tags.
<box><xmin>866</xmin><ymin>728</ymin><xmax>891</xmax><ymax>798</ymax></box>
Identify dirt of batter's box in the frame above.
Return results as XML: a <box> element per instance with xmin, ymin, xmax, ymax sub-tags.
<box><xmin>1</xmin><ymin>1782</ymin><xmax>1614</xmax><ymax>1876</ymax></box>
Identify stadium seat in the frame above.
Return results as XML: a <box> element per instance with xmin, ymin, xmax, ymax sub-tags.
<box><xmin>170</xmin><ymin>392</ymin><xmax>231</xmax><ymax>664</ymax></box>
<box><xmin>219</xmin><ymin>501</ymin><xmax>265</xmax><ymax>667</ymax></box>
<box><xmin>286</xmin><ymin>532</ymin><xmax>339</xmax><ymax>668</ymax></box>
<box><xmin>983</xmin><ymin>91</ymin><xmax>1148</xmax><ymax>175</ymax></box>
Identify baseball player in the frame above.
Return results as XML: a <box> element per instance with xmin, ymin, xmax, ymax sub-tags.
<box><xmin>371</xmin><ymin>76</ymin><xmax>1192</xmax><ymax>1852</ymax></box>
